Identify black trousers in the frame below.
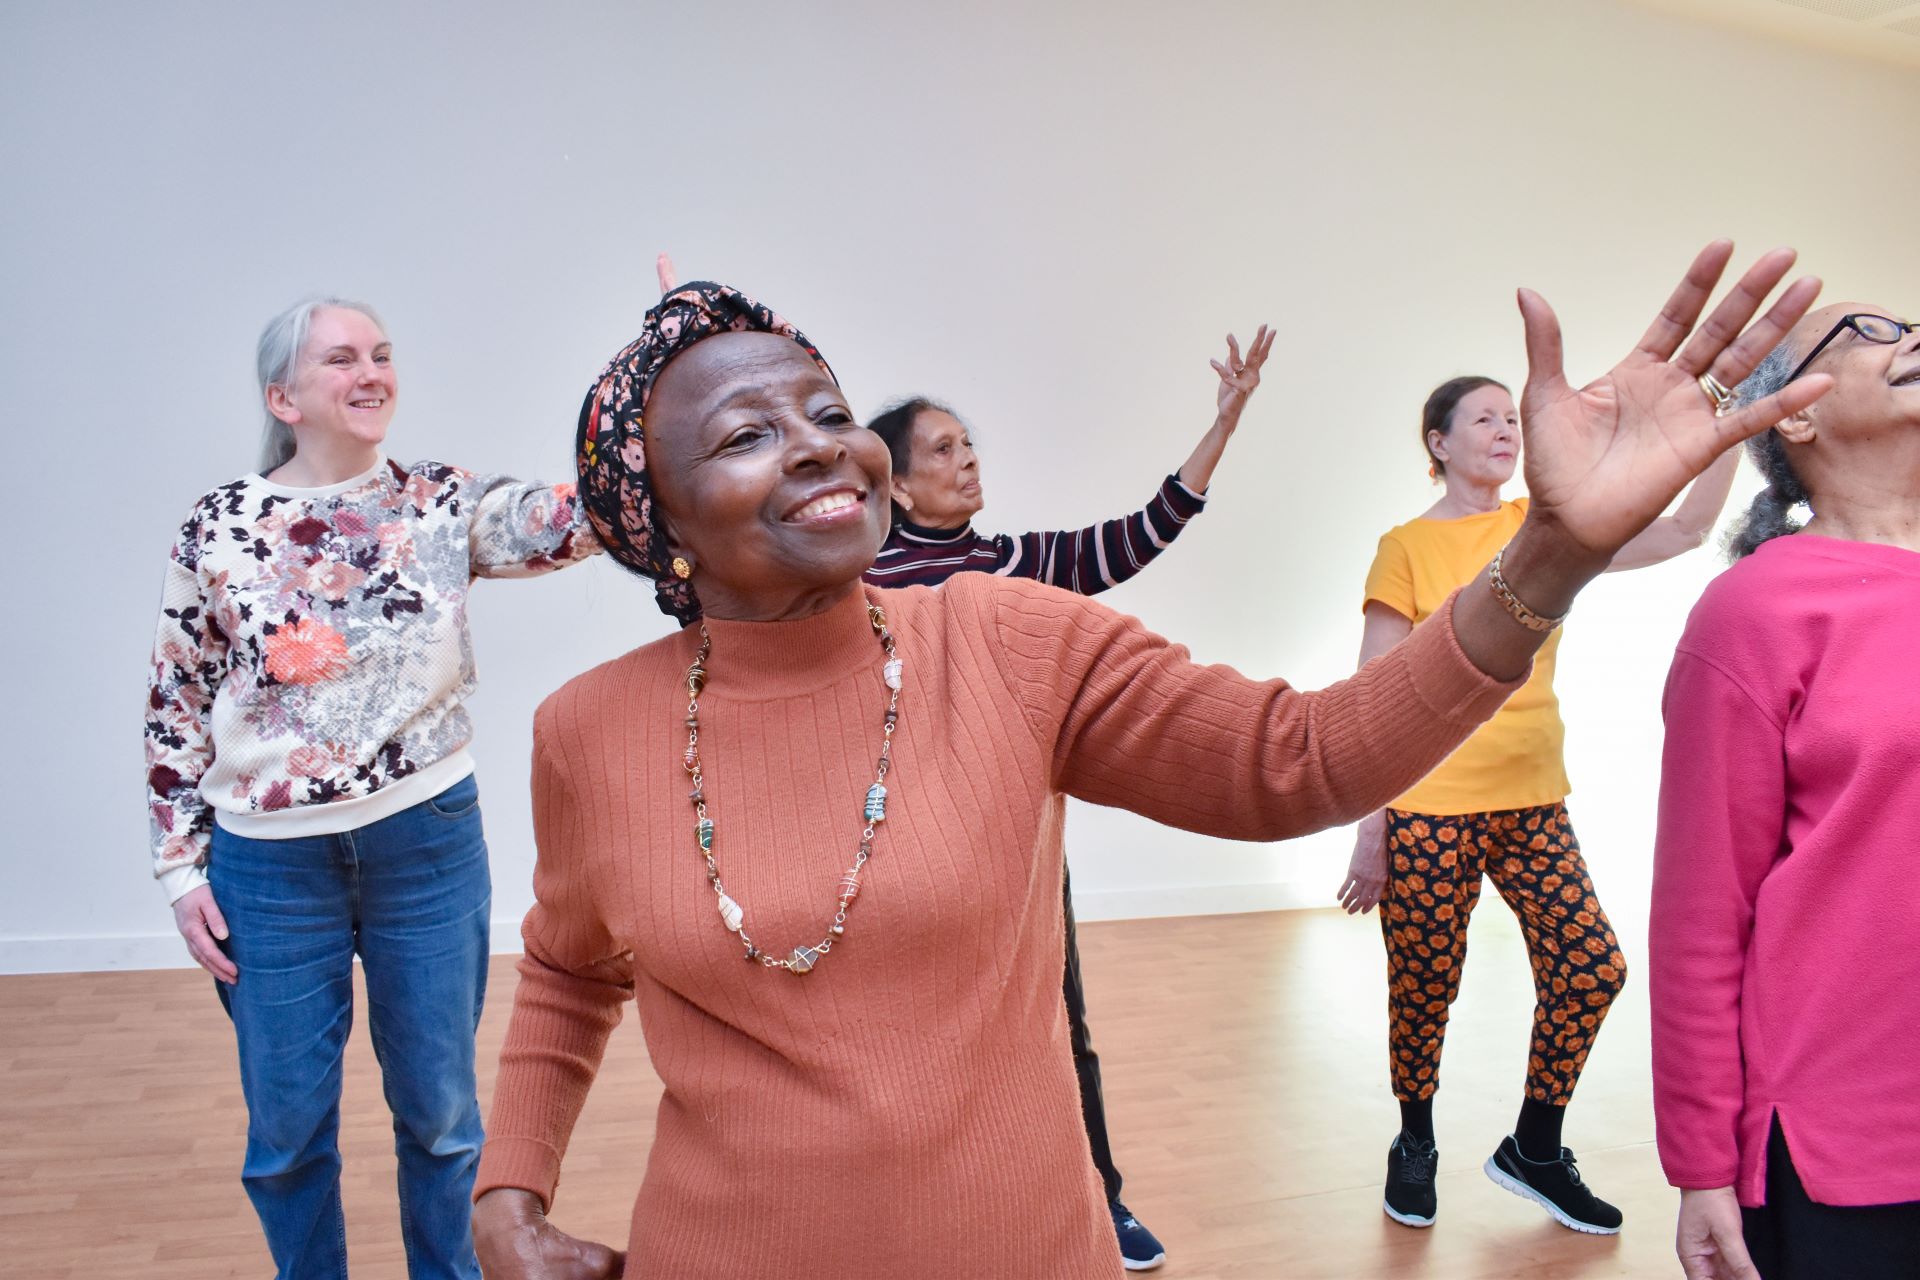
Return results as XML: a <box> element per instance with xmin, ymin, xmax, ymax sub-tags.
<box><xmin>1062</xmin><ymin>864</ymin><xmax>1124</xmax><ymax>1202</ymax></box>
<box><xmin>1742</xmin><ymin>1119</ymin><xmax>1920</xmax><ymax>1280</ymax></box>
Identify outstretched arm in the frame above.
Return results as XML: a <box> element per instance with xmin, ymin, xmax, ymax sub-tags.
<box><xmin>995</xmin><ymin>241</ymin><xmax>1827</xmax><ymax>834</ymax></box>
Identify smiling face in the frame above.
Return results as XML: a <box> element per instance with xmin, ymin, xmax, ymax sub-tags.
<box><xmin>267</xmin><ymin>306</ymin><xmax>396</xmax><ymax>450</ymax></box>
<box><xmin>1430</xmin><ymin>384</ymin><xmax>1520</xmax><ymax>489</ymax></box>
<box><xmin>1774</xmin><ymin>300</ymin><xmax>1920</xmax><ymax>511</ymax></box>
<box><xmin>1788</xmin><ymin>301</ymin><xmax>1920</xmax><ymax>439</ymax></box>
<box><xmin>641</xmin><ymin>331</ymin><xmax>892</xmax><ymax>621</ymax></box>
<box><xmin>892</xmin><ymin>409</ymin><xmax>983</xmax><ymax>528</ymax></box>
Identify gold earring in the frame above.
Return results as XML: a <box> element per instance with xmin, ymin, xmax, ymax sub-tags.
<box><xmin>671</xmin><ymin>556</ymin><xmax>692</xmax><ymax>580</ymax></box>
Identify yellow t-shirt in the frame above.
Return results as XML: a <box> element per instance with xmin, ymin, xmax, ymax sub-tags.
<box><xmin>1362</xmin><ymin>497</ymin><xmax>1569</xmax><ymax>816</ymax></box>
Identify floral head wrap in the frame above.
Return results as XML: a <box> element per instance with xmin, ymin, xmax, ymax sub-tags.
<box><xmin>576</xmin><ymin>281</ymin><xmax>836</xmax><ymax>625</ymax></box>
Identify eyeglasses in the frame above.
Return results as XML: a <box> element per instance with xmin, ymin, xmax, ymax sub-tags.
<box><xmin>1786</xmin><ymin>313</ymin><xmax>1918</xmax><ymax>384</ymax></box>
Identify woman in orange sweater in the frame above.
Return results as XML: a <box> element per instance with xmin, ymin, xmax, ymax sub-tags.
<box><xmin>471</xmin><ymin>243</ymin><xmax>1826</xmax><ymax>1279</ymax></box>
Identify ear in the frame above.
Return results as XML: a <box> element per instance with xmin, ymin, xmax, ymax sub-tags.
<box><xmin>889</xmin><ymin>474</ymin><xmax>914</xmax><ymax>513</ymax></box>
<box><xmin>265</xmin><ymin>383</ymin><xmax>301</xmax><ymax>427</ymax></box>
<box><xmin>1426</xmin><ymin>429</ymin><xmax>1450</xmax><ymax>463</ymax></box>
<box><xmin>1773</xmin><ymin>407</ymin><xmax>1818</xmax><ymax>446</ymax></box>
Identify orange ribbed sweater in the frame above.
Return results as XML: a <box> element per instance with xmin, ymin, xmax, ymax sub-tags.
<box><xmin>477</xmin><ymin>574</ymin><xmax>1519</xmax><ymax>1278</ymax></box>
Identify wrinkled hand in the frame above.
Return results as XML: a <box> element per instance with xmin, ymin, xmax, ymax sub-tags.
<box><xmin>173</xmin><ymin>884</ymin><xmax>237</xmax><ymax>984</ymax></box>
<box><xmin>1676</xmin><ymin>1187</ymin><xmax>1759</xmax><ymax>1280</ymax></box>
<box><xmin>656</xmin><ymin>253</ymin><xmax>678</xmax><ymax>296</ymax></box>
<box><xmin>1514</xmin><ymin>241</ymin><xmax>1830</xmax><ymax>570</ymax></box>
<box><xmin>1208</xmin><ymin>325</ymin><xmax>1275</xmax><ymax>423</ymax></box>
<box><xmin>474</xmin><ymin>1189</ymin><xmax>625</xmax><ymax>1280</ymax></box>
<box><xmin>1337</xmin><ymin>813</ymin><xmax>1389</xmax><ymax>915</ymax></box>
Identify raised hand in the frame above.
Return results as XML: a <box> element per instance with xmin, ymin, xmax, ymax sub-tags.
<box><xmin>656</xmin><ymin>253</ymin><xmax>678</xmax><ymax>296</ymax></box>
<box><xmin>473</xmin><ymin>1189</ymin><xmax>625</xmax><ymax>1280</ymax></box>
<box><xmin>1514</xmin><ymin>241</ymin><xmax>1829</xmax><ymax>571</ymax></box>
<box><xmin>1208</xmin><ymin>324</ymin><xmax>1275</xmax><ymax>423</ymax></box>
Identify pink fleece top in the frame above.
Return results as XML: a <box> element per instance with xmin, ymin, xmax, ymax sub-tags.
<box><xmin>1651</xmin><ymin>534</ymin><xmax>1920</xmax><ymax>1209</ymax></box>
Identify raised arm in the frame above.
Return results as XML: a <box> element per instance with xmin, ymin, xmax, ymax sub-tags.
<box><xmin>983</xmin><ymin>576</ymin><xmax>1520</xmax><ymax>842</ymax></box>
<box><xmin>1178</xmin><ymin>325</ymin><xmax>1275</xmax><ymax>492</ymax></box>
<box><xmin>1606</xmin><ymin>444</ymin><xmax>1741</xmax><ymax>572</ymax></box>
<box><xmin>467</xmin><ymin>472</ymin><xmax>602</xmax><ymax>579</ymax></box>
<box><xmin>472</xmin><ymin>725</ymin><xmax>632</xmax><ymax>1279</ymax></box>
<box><xmin>989</xmin><ymin>240</ymin><xmax>1827</xmax><ymax>833</ymax></box>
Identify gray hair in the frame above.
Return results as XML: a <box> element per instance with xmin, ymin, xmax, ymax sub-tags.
<box><xmin>1724</xmin><ymin>339</ymin><xmax>1809</xmax><ymax>560</ymax></box>
<box><xmin>255</xmin><ymin>296</ymin><xmax>386</xmax><ymax>473</ymax></box>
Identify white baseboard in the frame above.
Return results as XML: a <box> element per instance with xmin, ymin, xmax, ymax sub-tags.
<box><xmin>0</xmin><ymin>920</ymin><xmax>534</xmax><ymax>976</ymax></box>
<box><xmin>0</xmin><ymin>884</ymin><xmax>1321</xmax><ymax>975</ymax></box>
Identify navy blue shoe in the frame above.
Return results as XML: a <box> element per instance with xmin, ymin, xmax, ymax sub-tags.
<box><xmin>1484</xmin><ymin>1135</ymin><xmax>1623</xmax><ymax>1234</ymax></box>
<box><xmin>1109</xmin><ymin>1200</ymin><xmax>1166</xmax><ymax>1271</ymax></box>
<box><xmin>1383</xmin><ymin>1131</ymin><xmax>1439</xmax><ymax>1227</ymax></box>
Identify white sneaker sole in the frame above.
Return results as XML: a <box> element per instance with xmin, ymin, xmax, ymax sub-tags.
<box><xmin>1482</xmin><ymin>1157</ymin><xmax>1621</xmax><ymax>1235</ymax></box>
<box><xmin>1382</xmin><ymin>1198</ymin><xmax>1435</xmax><ymax>1228</ymax></box>
<box><xmin>1120</xmin><ymin>1251</ymin><xmax>1165</xmax><ymax>1271</ymax></box>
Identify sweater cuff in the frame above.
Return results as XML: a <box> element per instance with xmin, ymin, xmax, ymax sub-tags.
<box><xmin>474</xmin><ymin>1135</ymin><xmax>564</xmax><ymax>1212</ymax></box>
<box><xmin>1408</xmin><ymin>589</ymin><xmax>1530</xmax><ymax>725</ymax></box>
<box><xmin>1164</xmin><ymin>474</ymin><xmax>1207</xmax><ymax>514</ymax></box>
<box><xmin>159</xmin><ymin>861</ymin><xmax>209</xmax><ymax>903</ymax></box>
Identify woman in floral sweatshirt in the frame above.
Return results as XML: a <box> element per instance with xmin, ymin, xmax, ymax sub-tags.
<box><xmin>143</xmin><ymin>297</ymin><xmax>597</xmax><ymax>1280</ymax></box>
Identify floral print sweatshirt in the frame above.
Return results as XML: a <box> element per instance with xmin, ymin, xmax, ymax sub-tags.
<box><xmin>145</xmin><ymin>457</ymin><xmax>599</xmax><ymax>902</ymax></box>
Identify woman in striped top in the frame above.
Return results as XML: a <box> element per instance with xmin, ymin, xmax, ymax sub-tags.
<box><xmin>856</xmin><ymin>327</ymin><xmax>1272</xmax><ymax>1270</ymax></box>
<box><xmin>864</xmin><ymin>327</ymin><xmax>1272</xmax><ymax>594</ymax></box>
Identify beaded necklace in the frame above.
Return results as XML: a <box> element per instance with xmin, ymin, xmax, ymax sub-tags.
<box><xmin>682</xmin><ymin>598</ymin><xmax>902</xmax><ymax>975</ymax></box>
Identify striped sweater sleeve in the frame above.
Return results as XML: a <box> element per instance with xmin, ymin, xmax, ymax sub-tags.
<box><xmin>1003</xmin><ymin>474</ymin><xmax>1206</xmax><ymax>596</ymax></box>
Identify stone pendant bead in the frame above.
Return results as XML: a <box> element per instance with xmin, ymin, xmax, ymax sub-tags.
<box><xmin>697</xmin><ymin>817</ymin><xmax>714</xmax><ymax>850</ymax></box>
<box><xmin>790</xmin><ymin>944</ymin><xmax>821</xmax><ymax>974</ymax></box>
<box><xmin>837</xmin><ymin>874</ymin><xmax>861</xmax><ymax>903</ymax></box>
<box><xmin>882</xmin><ymin>657</ymin><xmax>903</xmax><ymax>690</ymax></box>
<box><xmin>864</xmin><ymin>783</ymin><xmax>887</xmax><ymax>823</ymax></box>
<box><xmin>716</xmin><ymin>893</ymin><xmax>744</xmax><ymax>932</ymax></box>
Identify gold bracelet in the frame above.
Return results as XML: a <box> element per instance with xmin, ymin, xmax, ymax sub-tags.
<box><xmin>1488</xmin><ymin>547</ymin><xmax>1568</xmax><ymax>633</ymax></box>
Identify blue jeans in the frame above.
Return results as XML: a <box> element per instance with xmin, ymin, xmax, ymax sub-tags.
<box><xmin>210</xmin><ymin>774</ymin><xmax>490</xmax><ymax>1280</ymax></box>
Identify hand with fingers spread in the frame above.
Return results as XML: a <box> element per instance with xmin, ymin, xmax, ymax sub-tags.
<box><xmin>172</xmin><ymin>883</ymin><xmax>237</xmax><ymax>984</ymax></box>
<box><xmin>1180</xmin><ymin>324</ymin><xmax>1275</xmax><ymax>493</ymax></box>
<box><xmin>474</xmin><ymin>1188</ymin><xmax>626</xmax><ymax>1280</ymax></box>
<box><xmin>1676</xmin><ymin>1187</ymin><xmax>1760</xmax><ymax>1280</ymax></box>
<box><xmin>1510</xmin><ymin>241</ymin><xmax>1829</xmax><ymax>587</ymax></box>
<box><xmin>1209</xmin><ymin>325</ymin><xmax>1276</xmax><ymax>424</ymax></box>
<box><xmin>1447</xmin><ymin>241</ymin><xmax>1830</xmax><ymax>682</ymax></box>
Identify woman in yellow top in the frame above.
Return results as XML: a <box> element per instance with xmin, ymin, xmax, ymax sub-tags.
<box><xmin>1337</xmin><ymin>366</ymin><xmax>1742</xmax><ymax>1237</ymax></box>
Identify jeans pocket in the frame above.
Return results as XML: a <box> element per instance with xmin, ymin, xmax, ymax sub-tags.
<box><xmin>426</xmin><ymin>775</ymin><xmax>481</xmax><ymax>819</ymax></box>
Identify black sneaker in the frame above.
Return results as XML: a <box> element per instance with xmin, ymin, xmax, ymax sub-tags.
<box><xmin>1484</xmin><ymin>1135</ymin><xmax>1623</xmax><ymax>1234</ymax></box>
<box><xmin>1383</xmin><ymin>1131</ymin><xmax>1439</xmax><ymax>1227</ymax></box>
<box><xmin>1109</xmin><ymin>1200</ymin><xmax>1165</xmax><ymax>1271</ymax></box>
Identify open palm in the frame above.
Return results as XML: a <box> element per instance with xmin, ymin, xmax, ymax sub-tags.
<box><xmin>1516</xmin><ymin>242</ymin><xmax>1829</xmax><ymax>560</ymax></box>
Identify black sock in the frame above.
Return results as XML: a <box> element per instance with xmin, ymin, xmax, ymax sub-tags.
<box><xmin>1398</xmin><ymin>1098</ymin><xmax>1435</xmax><ymax>1146</ymax></box>
<box><xmin>1515</xmin><ymin>1097</ymin><xmax>1565</xmax><ymax>1162</ymax></box>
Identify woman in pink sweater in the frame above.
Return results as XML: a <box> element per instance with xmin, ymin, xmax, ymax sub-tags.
<box><xmin>472</xmin><ymin>244</ymin><xmax>1826</xmax><ymax>1279</ymax></box>
<box><xmin>1653</xmin><ymin>303</ymin><xmax>1920</xmax><ymax>1280</ymax></box>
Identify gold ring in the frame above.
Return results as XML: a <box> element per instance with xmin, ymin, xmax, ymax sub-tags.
<box><xmin>1698</xmin><ymin>372</ymin><xmax>1736</xmax><ymax>416</ymax></box>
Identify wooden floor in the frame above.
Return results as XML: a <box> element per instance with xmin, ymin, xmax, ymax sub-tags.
<box><xmin>0</xmin><ymin>906</ymin><xmax>1680</xmax><ymax>1278</ymax></box>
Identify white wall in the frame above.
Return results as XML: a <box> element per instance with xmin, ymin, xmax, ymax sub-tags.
<box><xmin>3</xmin><ymin>0</ymin><xmax>1916</xmax><ymax>972</ymax></box>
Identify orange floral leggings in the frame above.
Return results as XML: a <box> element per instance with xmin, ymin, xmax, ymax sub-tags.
<box><xmin>1380</xmin><ymin>803</ymin><xmax>1626</xmax><ymax>1104</ymax></box>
